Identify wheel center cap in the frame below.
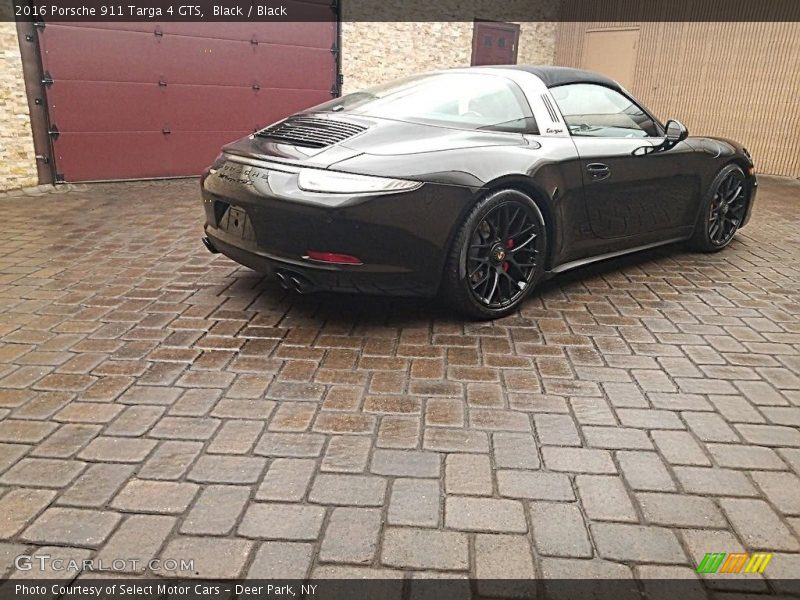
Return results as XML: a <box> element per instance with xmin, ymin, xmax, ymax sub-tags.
<box><xmin>721</xmin><ymin>204</ymin><xmax>729</xmax><ymax>214</ymax></box>
<box><xmin>491</xmin><ymin>246</ymin><xmax>506</xmax><ymax>263</ymax></box>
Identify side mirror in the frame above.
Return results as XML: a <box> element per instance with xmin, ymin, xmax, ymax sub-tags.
<box><xmin>634</xmin><ymin>119</ymin><xmax>688</xmax><ymax>156</ymax></box>
<box><xmin>665</xmin><ymin>119</ymin><xmax>688</xmax><ymax>144</ymax></box>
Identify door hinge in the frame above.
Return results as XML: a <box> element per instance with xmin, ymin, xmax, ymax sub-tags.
<box><xmin>35</xmin><ymin>154</ymin><xmax>50</xmax><ymax>164</ymax></box>
<box><xmin>330</xmin><ymin>42</ymin><xmax>339</xmax><ymax>57</ymax></box>
<box><xmin>162</xmin><ymin>127</ymin><xmax>171</xmax><ymax>135</ymax></box>
<box><xmin>41</xmin><ymin>71</ymin><xmax>54</xmax><ymax>86</ymax></box>
<box><xmin>339</xmin><ymin>74</ymin><xmax>344</xmax><ymax>85</ymax></box>
<box><xmin>158</xmin><ymin>79</ymin><xmax>167</xmax><ymax>87</ymax></box>
<box><xmin>34</xmin><ymin>21</ymin><xmax>45</xmax><ymax>30</ymax></box>
<box><xmin>48</xmin><ymin>124</ymin><xmax>60</xmax><ymax>140</ymax></box>
<box><xmin>154</xmin><ymin>27</ymin><xmax>163</xmax><ymax>37</ymax></box>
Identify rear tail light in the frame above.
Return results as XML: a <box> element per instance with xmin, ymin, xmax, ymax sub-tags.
<box><xmin>305</xmin><ymin>251</ymin><xmax>363</xmax><ymax>265</ymax></box>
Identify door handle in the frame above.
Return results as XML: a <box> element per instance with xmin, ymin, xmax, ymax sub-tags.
<box><xmin>587</xmin><ymin>163</ymin><xmax>611</xmax><ymax>181</ymax></box>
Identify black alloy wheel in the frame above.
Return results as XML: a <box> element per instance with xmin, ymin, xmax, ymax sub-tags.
<box><xmin>691</xmin><ymin>164</ymin><xmax>749</xmax><ymax>252</ymax></box>
<box><xmin>468</xmin><ymin>202</ymin><xmax>540</xmax><ymax>308</ymax></box>
<box><xmin>443</xmin><ymin>189</ymin><xmax>547</xmax><ymax>319</ymax></box>
<box><xmin>708</xmin><ymin>169</ymin><xmax>747</xmax><ymax>246</ymax></box>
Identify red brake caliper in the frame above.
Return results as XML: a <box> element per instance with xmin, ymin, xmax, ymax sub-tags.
<box><xmin>503</xmin><ymin>239</ymin><xmax>513</xmax><ymax>271</ymax></box>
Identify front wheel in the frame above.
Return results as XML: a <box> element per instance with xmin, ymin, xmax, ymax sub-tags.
<box><xmin>441</xmin><ymin>189</ymin><xmax>547</xmax><ymax>320</ymax></box>
<box><xmin>690</xmin><ymin>164</ymin><xmax>749</xmax><ymax>252</ymax></box>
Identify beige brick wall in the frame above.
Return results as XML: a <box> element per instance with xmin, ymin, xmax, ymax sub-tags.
<box><xmin>341</xmin><ymin>19</ymin><xmax>557</xmax><ymax>94</ymax></box>
<box><xmin>1</xmin><ymin>22</ymin><xmax>38</xmax><ymax>191</ymax></box>
<box><xmin>340</xmin><ymin>0</ymin><xmax>559</xmax><ymax>94</ymax></box>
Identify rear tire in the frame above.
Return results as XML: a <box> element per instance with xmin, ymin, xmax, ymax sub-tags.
<box><xmin>689</xmin><ymin>164</ymin><xmax>748</xmax><ymax>252</ymax></box>
<box><xmin>441</xmin><ymin>189</ymin><xmax>547</xmax><ymax>320</ymax></box>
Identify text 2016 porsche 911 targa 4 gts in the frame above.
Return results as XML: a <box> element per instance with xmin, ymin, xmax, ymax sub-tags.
<box><xmin>201</xmin><ymin>65</ymin><xmax>756</xmax><ymax>319</ymax></box>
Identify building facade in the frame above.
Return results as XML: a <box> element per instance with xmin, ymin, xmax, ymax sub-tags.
<box><xmin>1</xmin><ymin>7</ymin><xmax>797</xmax><ymax>191</ymax></box>
<box><xmin>341</xmin><ymin>22</ymin><xmax>556</xmax><ymax>93</ymax></box>
<box><xmin>555</xmin><ymin>20</ymin><xmax>800</xmax><ymax>178</ymax></box>
<box><xmin>0</xmin><ymin>16</ymin><xmax>555</xmax><ymax>189</ymax></box>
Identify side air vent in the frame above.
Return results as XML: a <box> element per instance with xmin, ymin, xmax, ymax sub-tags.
<box><xmin>541</xmin><ymin>95</ymin><xmax>561</xmax><ymax>122</ymax></box>
<box><xmin>256</xmin><ymin>117</ymin><xmax>366</xmax><ymax>148</ymax></box>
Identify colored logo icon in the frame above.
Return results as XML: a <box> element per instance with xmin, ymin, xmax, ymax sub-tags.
<box><xmin>696</xmin><ymin>552</ymin><xmax>772</xmax><ymax>574</ymax></box>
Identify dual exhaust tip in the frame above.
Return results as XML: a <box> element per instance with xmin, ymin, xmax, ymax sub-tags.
<box><xmin>275</xmin><ymin>269</ymin><xmax>311</xmax><ymax>294</ymax></box>
<box><xmin>202</xmin><ymin>237</ymin><xmax>311</xmax><ymax>294</ymax></box>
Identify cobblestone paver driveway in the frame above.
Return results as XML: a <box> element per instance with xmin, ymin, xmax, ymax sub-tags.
<box><xmin>1</xmin><ymin>177</ymin><xmax>799</xmax><ymax>589</ymax></box>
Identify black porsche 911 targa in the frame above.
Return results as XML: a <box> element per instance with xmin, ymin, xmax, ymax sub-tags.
<box><xmin>201</xmin><ymin>65</ymin><xmax>756</xmax><ymax>319</ymax></box>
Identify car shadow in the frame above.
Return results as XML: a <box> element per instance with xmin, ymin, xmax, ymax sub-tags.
<box><xmin>254</xmin><ymin>238</ymin><xmax>738</xmax><ymax>326</ymax></box>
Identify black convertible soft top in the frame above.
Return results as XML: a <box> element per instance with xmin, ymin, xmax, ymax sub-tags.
<box><xmin>488</xmin><ymin>65</ymin><xmax>622</xmax><ymax>91</ymax></box>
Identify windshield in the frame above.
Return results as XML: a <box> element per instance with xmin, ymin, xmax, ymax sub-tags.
<box><xmin>310</xmin><ymin>73</ymin><xmax>537</xmax><ymax>133</ymax></box>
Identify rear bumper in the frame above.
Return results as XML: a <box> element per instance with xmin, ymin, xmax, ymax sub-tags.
<box><xmin>200</xmin><ymin>160</ymin><xmax>474</xmax><ymax>297</ymax></box>
<box><xmin>204</xmin><ymin>229</ymin><xmax>436</xmax><ymax>296</ymax></box>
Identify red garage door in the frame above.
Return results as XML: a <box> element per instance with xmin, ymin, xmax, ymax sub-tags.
<box><xmin>37</xmin><ymin>15</ymin><xmax>337</xmax><ymax>181</ymax></box>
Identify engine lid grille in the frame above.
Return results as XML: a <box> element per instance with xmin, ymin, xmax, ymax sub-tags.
<box><xmin>256</xmin><ymin>117</ymin><xmax>367</xmax><ymax>148</ymax></box>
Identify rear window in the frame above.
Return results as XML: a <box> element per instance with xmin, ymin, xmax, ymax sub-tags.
<box><xmin>311</xmin><ymin>73</ymin><xmax>538</xmax><ymax>134</ymax></box>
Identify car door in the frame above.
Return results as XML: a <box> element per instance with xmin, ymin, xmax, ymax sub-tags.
<box><xmin>550</xmin><ymin>83</ymin><xmax>698</xmax><ymax>245</ymax></box>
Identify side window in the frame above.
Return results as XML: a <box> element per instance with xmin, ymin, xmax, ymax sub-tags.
<box><xmin>550</xmin><ymin>83</ymin><xmax>659</xmax><ymax>138</ymax></box>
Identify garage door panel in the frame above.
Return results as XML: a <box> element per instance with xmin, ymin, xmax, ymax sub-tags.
<box><xmin>48</xmin><ymin>83</ymin><xmax>330</xmax><ymax>134</ymax></box>
<box><xmin>42</xmin><ymin>26</ymin><xmax>333</xmax><ymax>90</ymax></box>
<box><xmin>53</xmin><ymin>131</ymin><xmax>249</xmax><ymax>180</ymax></box>
<box><xmin>249</xmin><ymin>45</ymin><xmax>334</xmax><ymax>91</ymax></box>
<box><xmin>40</xmin><ymin>25</ymin><xmax>166</xmax><ymax>83</ymax></box>
<box><xmin>53</xmin><ymin>19</ymin><xmax>335</xmax><ymax>48</ymax></box>
<box><xmin>162</xmin><ymin>87</ymin><xmax>331</xmax><ymax>131</ymax></box>
<box><xmin>153</xmin><ymin>19</ymin><xmax>335</xmax><ymax>46</ymax></box>
<box><xmin>47</xmin><ymin>21</ymin><xmax>162</xmax><ymax>34</ymax></box>
<box><xmin>54</xmin><ymin>132</ymin><xmax>182</xmax><ymax>180</ymax></box>
<box><xmin>156</xmin><ymin>37</ymin><xmax>334</xmax><ymax>88</ymax></box>
<box><xmin>47</xmin><ymin>82</ymin><xmax>167</xmax><ymax>132</ymax></box>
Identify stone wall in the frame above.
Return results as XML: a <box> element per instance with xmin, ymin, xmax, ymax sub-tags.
<box><xmin>0</xmin><ymin>21</ymin><xmax>38</xmax><ymax>191</ymax></box>
<box><xmin>341</xmin><ymin>21</ymin><xmax>557</xmax><ymax>93</ymax></box>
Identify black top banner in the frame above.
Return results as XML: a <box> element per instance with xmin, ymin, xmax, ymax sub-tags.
<box><xmin>5</xmin><ymin>0</ymin><xmax>800</xmax><ymax>22</ymax></box>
